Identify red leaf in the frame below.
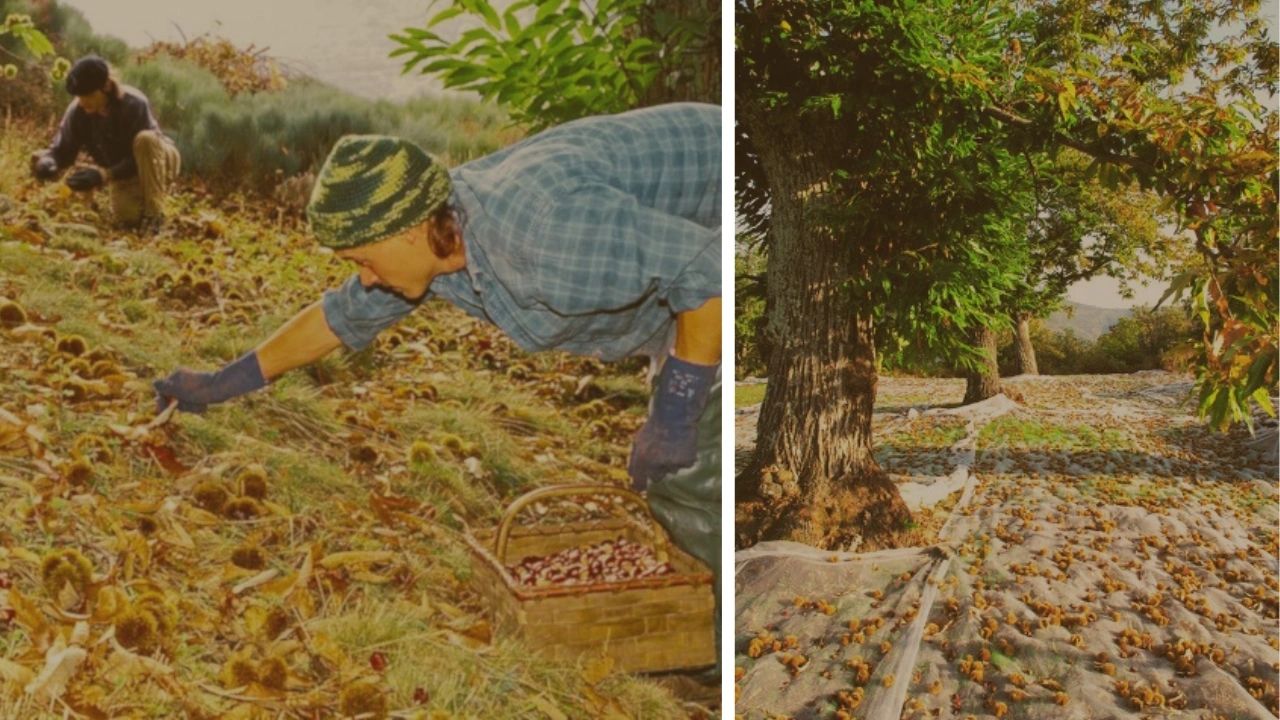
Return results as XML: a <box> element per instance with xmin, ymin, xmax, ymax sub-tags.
<box><xmin>369</xmin><ymin>651</ymin><xmax>388</xmax><ymax>672</ymax></box>
<box><xmin>141</xmin><ymin>443</ymin><xmax>189</xmax><ymax>475</ymax></box>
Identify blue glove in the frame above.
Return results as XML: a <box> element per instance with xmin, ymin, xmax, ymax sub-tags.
<box><xmin>153</xmin><ymin>352</ymin><xmax>267</xmax><ymax>414</ymax></box>
<box><xmin>65</xmin><ymin>167</ymin><xmax>104</xmax><ymax>191</ymax></box>
<box><xmin>32</xmin><ymin>154</ymin><xmax>58</xmax><ymax>180</ymax></box>
<box><xmin>628</xmin><ymin>355</ymin><xmax>718</xmax><ymax>492</ymax></box>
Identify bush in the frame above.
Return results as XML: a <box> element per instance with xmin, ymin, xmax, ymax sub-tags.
<box><xmin>1</xmin><ymin>1</ymin><xmax>515</xmax><ymax>193</ymax></box>
<box><xmin>121</xmin><ymin>57</ymin><xmax>515</xmax><ymax>192</ymax></box>
<box><xmin>997</xmin><ymin>307</ymin><xmax>1196</xmax><ymax>376</ymax></box>
<box><xmin>137</xmin><ymin>35</ymin><xmax>284</xmax><ymax>96</ymax></box>
<box><xmin>735</xmin><ymin>246</ymin><xmax>767</xmax><ymax>378</ymax></box>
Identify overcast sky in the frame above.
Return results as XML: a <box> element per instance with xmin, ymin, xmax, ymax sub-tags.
<box><xmin>61</xmin><ymin>0</ymin><xmax>461</xmax><ymax>101</ymax></box>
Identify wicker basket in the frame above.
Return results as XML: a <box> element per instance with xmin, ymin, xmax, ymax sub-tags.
<box><xmin>464</xmin><ymin>485</ymin><xmax>715</xmax><ymax>673</ymax></box>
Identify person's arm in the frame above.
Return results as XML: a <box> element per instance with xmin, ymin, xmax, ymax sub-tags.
<box><xmin>256</xmin><ymin>301</ymin><xmax>343</xmax><ymax>379</ymax></box>
<box><xmin>673</xmin><ymin>297</ymin><xmax>721</xmax><ymax>366</ymax></box>
<box><xmin>31</xmin><ymin>104</ymin><xmax>82</xmax><ymax>176</ymax></box>
<box><xmin>155</xmin><ymin>276</ymin><xmax>421</xmax><ymax>413</ymax></box>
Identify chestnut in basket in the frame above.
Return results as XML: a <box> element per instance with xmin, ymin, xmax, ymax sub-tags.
<box><xmin>508</xmin><ymin>538</ymin><xmax>675</xmax><ymax>587</ymax></box>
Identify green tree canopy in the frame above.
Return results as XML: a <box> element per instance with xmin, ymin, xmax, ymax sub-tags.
<box><xmin>736</xmin><ymin>0</ymin><xmax>1277</xmax><ymax>549</ymax></box>
<box><xmin>391</xmin><ymin>0</ymin><xmax>718</xmax><ymax>130</ymax></box>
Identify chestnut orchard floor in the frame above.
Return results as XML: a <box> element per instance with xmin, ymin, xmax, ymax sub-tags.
<box><xmin>735</xmin><ymin>372</ymin><xmax>1278</xmax><ymax>719</ymax></box>
<box><xmin>0</xmin><ymin>125</ymin><xmax>710</xmax><ymax>719</ymax></box>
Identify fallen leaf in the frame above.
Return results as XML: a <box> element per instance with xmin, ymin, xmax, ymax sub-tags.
<box><xmin>318</xmin><ymin>551</ymin><xmax>395</xmax><ymax>569</ymax></box>
<box><xmin>24</xmin><ymin>642</ymin><xmax>87</xmax><ymax>701</ymax></box>
<box><xmin>528</xmin><ymin>694</ymin><xmax>569</xmax><ymax>720</ymax></box>
<box><xmin>141</xmin><ymin>443</ymin><xmax>189</xmax><ymax>475</ymax></box>
<box><xmin>580</xmin><ymin>655</ymin><xmax>615</xmax><ymax>686</ymax></box>
<box><xmin>232</xmin><ymin>569</ymin><xmax>279</xmax><ymax>595</ymax></box>
<box><xmin>0</xmin><ymin>658</ymin><xmax>35</xmax><ymax>687</ymax></box>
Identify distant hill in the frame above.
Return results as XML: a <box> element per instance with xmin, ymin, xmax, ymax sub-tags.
<box><xmin>1044</xmin><ymin>302</ymin><xmax>1131</xmax><ymax>341</ymax></box>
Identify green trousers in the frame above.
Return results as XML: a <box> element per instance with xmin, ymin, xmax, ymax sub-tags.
<box><xmin>645</xmin><ymin>376</ymin><xmax>721</xmax><ymax>665</ymax></box>
<box><xmin>108</xmin><ymin>130</ymin><xmax>180</xmax><ymax>224</ymax></box>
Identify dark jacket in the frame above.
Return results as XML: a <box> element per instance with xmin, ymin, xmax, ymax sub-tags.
<box><xmin>45</xmin><ymin>84</ymin><xmax>165</xmax><ymax>181</ymax></box>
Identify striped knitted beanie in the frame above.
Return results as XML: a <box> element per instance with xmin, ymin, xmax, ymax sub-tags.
<box><xmin>306</xmin><ymin>135</ymin><xmax>452</xmax><ymax>250</ymax></box>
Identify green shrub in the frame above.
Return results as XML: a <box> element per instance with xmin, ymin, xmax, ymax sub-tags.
<box><xmin>996</xmin><ymin>307</ymin><xmax>1196</xmax><ymax>376</ymax></box>
<box><xmin>120</xmin><ymin>57</ymin><xmax>514</xmax><ymax>191</ymax></box>
<box><xmin>2</xmin><ymin>1</ymin><xmax>515</xmax><ymax>192</ymax></box>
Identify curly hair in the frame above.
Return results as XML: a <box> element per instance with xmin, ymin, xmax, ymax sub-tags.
<box><xmin>425</xmin><ymin>202</ymin><xmax>466</xmax><ymax>259</ymax></box>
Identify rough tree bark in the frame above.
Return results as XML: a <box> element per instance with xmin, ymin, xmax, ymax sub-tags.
<box><xmin>1014</xmin><ymin>312</ymin><xmax>1039</xmax><ymax>375</ymax></box>
<box><xmin>963</xmin><ymin>325</ymin><xmax>1003</xmax><ymax>404</ymax></box>
<box><xmin>734</xmin><ymin>115</ymin><xmax>912</xmax><ymax>552</ymax></box>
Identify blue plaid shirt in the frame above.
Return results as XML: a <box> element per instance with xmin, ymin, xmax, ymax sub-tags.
<box><xmin>321</xmin><ymin>103</ymin><xmax>721</xmax><ymax>361</ymax></box>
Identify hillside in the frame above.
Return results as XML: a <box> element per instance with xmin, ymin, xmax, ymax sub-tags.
<box><xmin>1044</xmin><ymin>302</ymin><xmax>1131</xmax><ymax>341</ymax></box>
<box><xmin>0</xmin><ymin>121</ymin><xmax>707</xmax><ymax>719</ymax></box>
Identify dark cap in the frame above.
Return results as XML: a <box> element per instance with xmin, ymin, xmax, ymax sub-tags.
<box><xmin>65</xmin><ymin>55</ymin><xmax>109</xmax><ymax>96</ymax></box>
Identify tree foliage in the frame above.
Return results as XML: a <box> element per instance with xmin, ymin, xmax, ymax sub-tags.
<box><xmin>1009</xmin><ymin>149</ymin><xmax>1181</xmax><ymax>320</ymax></box>
<box><xmin>993</xmin><ymin>0</ymin><xmax>1278</xmax><ymax>428</ymax></box>
<box><xmin>739</xmin><ymin>0</ymin><xmax>1277</xmax><ymax>430</ymax></box>
<box><xmin>739</xmin><ymin>0</ymin><xmax>1037</xmax><ymax>362</ymax></box>
<box><xmin>391</xmin><ymin>0</ymin><xmax>718</xmax><ymax>130</ymax></box>
<box><xmin>0</xmin><ymin>11</ymin><xmax>64</xmax><ymax>80</ymax></box>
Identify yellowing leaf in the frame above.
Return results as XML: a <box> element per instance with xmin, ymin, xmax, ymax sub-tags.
<box><xmin>309</xmin><ymin>632</ymin><xmax>347</xmax><ymax>668</ymax></box>
<box><xmin>0</xmin><ymin>658</ymin><xmax>35</xmax><ymax>687</ymax></box>
<box><xmin>318</xmin><ymin>551</ymin><xmax>394</xmax><ymax>569</ymax></box>
<box><xmin>580</xmin><ymin>654</ymin><xmax>614</xmax><ymax>686</ymax></box>
<box><xmin>527</xmin><ymin>694</ymin><xmax>569</xmax><ymax>720</ymax></box>
<box><xmin>232</xmin><ymin>569</ymin><xmax>279</xmax><ymax>595</ymax></box>
<box><xmin>25</xmin><ymin>643</ymin><xmax>86</xmax><ymax>701</ymax></box>
<box><xmin>10</xmin><ymin>547</ymin><xmax>41</xmax><ymax>565</ymax></box>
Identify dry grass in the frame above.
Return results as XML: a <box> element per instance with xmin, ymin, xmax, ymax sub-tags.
<box><xmin>0</xmin><ymin>122</ymin><xmax>694</xmax><ymax>718</ymax></box>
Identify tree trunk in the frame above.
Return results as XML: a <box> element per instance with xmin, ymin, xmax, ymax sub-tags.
<box><xmin>734</xmin><ymin>115</ymin><xmax>912</xmax><ymax>552</ymax></box>
<box><xmin>1014</xmin><ymin>313</ymin><xmax>1039</xmax><ymax>375</ymax></box>
<box><xmin>963</xmin><ymin>325</ymin><xmax>1002</xmax><ymax>404</ymax></box>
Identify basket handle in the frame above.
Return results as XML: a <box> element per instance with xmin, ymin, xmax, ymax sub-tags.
<box><xmin>495</xmin><ymin>484</ymin><xmax>670</xmax><ymax>566</ymax></box>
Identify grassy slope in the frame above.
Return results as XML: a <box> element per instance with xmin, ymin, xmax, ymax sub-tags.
<box><xmin>0</xmin><ymin>121</ymin><xmax>692</xmax><ymax>719</ymax></box>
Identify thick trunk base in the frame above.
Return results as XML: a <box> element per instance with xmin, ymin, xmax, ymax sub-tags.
<box><xmin>735</xmin><ymin>469</ymin><xmax>916</xmax><ymax>552</ymax></box>
<box><xmin>963</xmin><ymin>325</ymin><xmax>1002</xmax><ymax>404</ymax></box>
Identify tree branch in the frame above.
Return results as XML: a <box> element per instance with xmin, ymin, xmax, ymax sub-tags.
<box><xmin>982</xmin><ymin>105</ymin><xmax>1152</xmax><ymax>172</ymax></box>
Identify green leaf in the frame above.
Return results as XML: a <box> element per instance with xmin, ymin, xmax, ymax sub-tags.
<box><xmin>475</xmin><ymin>0</ymin><xmax>502</xmax><ymax>30</ymax></box>
<box><xmin>12</xmin><ymin>25</ymin><xmax>53</xmax><ymax>58</ymax></box>
<box><xmin>1251</xmin><ymin>387</ymin><xmax>1276</xmax><ymax>417</ymax></box>
<box><xmin>427</xmin><ymin>6</ymin><xmax>467</xmax><ymax>28</ymax></box>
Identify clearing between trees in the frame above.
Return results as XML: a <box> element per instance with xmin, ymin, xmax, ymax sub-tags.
<box><xmin>735</xmin><ymin>372</ymin><xmax>1277</xmax><ymax>719</ymax></box>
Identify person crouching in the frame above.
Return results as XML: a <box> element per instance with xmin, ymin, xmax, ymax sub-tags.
<box><xmin>29</xmin><ymin>55</ymin><xmax>180</xmax><ymax>234</ymax></box>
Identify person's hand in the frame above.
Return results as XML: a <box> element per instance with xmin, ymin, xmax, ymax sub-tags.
<box><xmin>65</xmin><ymin>166</ymin><xmax>105</xmax><ymax>191</ymax></box>
<box><xmin>31</xmin><ymin>153</ymin><xmax>58</xmax><ymax>181</ymax></box>
<box><xmin>627</xmin><ymin>355</ymin><xmax>718</xmax><ymax>492</ymax></box>
<box><xmin>153</xmin><ymin>352</ymin><xmax>268</xmax><ymax>414</ymax></box>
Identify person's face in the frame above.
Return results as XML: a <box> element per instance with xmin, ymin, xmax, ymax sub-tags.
<box><xmin>76</xmin><ymin>89</ymin><xmax>109</xmax><ymax>115</ymax></box>
<box><xmin>334</xmin><ymin>222</ymin><xmax>440</xmax><ymax>301</ymax></box>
